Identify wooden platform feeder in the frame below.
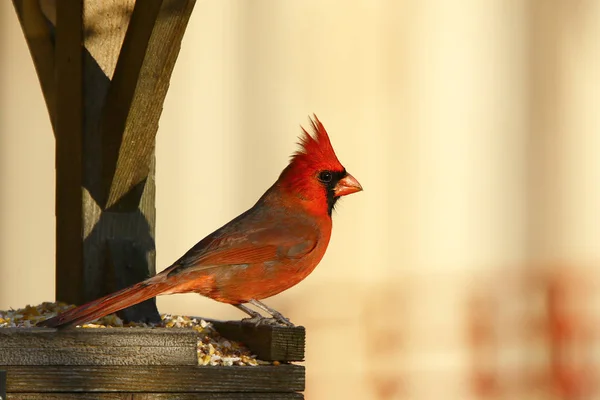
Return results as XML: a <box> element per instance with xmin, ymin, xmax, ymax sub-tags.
<box><xmin>4</xmin><ymin>1</ymin><xmax>306</xmax><ymax>398</ymax></box>
<box><xmin>1</xmin><ymin>324</ymin><xmax>305</xmax><ymax>399</ymax></box>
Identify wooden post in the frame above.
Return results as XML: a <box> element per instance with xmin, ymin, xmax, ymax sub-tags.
<box><xmin>55</xmin><ymin>0</ymin><xmax>85</xmax><ymax>310</ymax></box>
<box><xmin>12</xmin><ymin>0</ymin><xmax>196</xmax><ymax>322</ymax></box>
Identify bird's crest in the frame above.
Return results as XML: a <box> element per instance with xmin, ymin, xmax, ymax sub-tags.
<box><xmin>291</xmin><ymin>115</ymin><xmax>342</xmax><ymax>171</ymax></box>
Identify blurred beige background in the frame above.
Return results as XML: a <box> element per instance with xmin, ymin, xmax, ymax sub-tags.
<box><xmin>1</xmin><ymin>1</ymin><xmax>600</xmax><ymax>399</ymax></box>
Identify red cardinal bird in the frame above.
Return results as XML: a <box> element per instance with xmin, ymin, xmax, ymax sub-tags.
<box><xmin>38</xmin><ymin>116</ymin><xmax>362</xmax><ymax>328</ymax></box>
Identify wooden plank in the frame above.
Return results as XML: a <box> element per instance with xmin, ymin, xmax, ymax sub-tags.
<box><xmin>55</xmin><ymin>0</ymin><xmax>85</xmax><ymax>306</ymax></box>
<box><xmin>80</xmin><ymin>0</ymin><xmax>135</xmax><ymax>213</ymax></box>
<box><xmin>7</xmin><ymin>395</ymin><xmax>129</xmax><ymax>400</ymax></box>
<box><xmin>208</xmin><ymin>320</ymin><xmax>305</xmax><ymax>362</ymax></box>
<box><xmin>5</xmin><ymin>365</ymin><xmax>305</xmax><ymax>393</ymax></box>
<box><xmin>83</xmin><ymin>0</ymin><xmax>136</xmax><ymax>79</ymax></box>
<box><xmin>133</xmin><ymin>393</ymin><xmax>304</xmax><ymax>399</ymax></box>
<box><xmin>101</xmin><ymin>0</ymin><xmax>196</xmax><ymax>210</ymax></box>
<box><xmin>0</xmin><ymin>328</ymin><xmax>198</xmax><ymax>348</ymax></box>
<box><xmin>12</xmin><ymin>0</ymin><xmax>57</xmax><ymax>131</ymax></box>
<box><xmin>0</xmin><ymin>328</ymin><xmax>198</xmax><ymax>366</ymax></box>
<box><xmin>0</xmin><ymin>346</ymin><xmax>194</xmax><ymax>367</ymax></box>
<box><xmin>8</xmin><ymin>393</ymin><xmax>304</xmax><ymax>400</ymax></box>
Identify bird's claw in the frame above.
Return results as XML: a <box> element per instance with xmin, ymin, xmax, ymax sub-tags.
<box><xmin>271</xmin><ymin>312</ymin><xmax>294</xmax><ymax>327</ymax></box>
<box><xmin>241</xmin><ymin>315</ymin><xmax>294</xmax><ymax>327</ymax></box>
<box><xmin>238</xmin><ymin>300</ymin><xmax>295</xmax><ymax>327</ymax></box>
<box><xmin>241</xmin><ymin>316</ymin><xmax>264</xmax><ymax>326</ymax></box>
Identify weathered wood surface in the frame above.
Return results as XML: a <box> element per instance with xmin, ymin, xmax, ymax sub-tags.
<box><xmin>208</xmin><ymin>320</ymin><xmax>306</xmax><ymax>362</ymax></box>
<box><xmin>4</xmin><ymin>365</ymin><xmax>305</xmax><ymax>393</ymax></box>
<box><xmin>0</xmin><ymin>323</ymin><xmax>306</xmax><ymax>364</ymax></box>
<box><xmin>13</xmin><ymin>0</ymin><xmax>196</xmax><ymax>324</ymax></box>
<box><xmin>0</xmin><ymin>328</ymin><xmax>198</xmax><ymax>366</ymax></box>
<box><xmin>99</xmin><ymin>0</ymin><xmax>195</xmax><ymax>210</ymax></box>
<box><xmin>133</xmin><ymin>394</ymin><xmax>304</xmax><ymax>400</ymax></box>
<box><xmin>7</xmin><ymin>393</ymin><xmax>304</xmax><ymax>399</ymax></box>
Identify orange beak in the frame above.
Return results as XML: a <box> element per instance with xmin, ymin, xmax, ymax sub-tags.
<box><xmin>334</xmin><ymin>173</ymin><xmax>363</xmax><ymax>197</ymax></box>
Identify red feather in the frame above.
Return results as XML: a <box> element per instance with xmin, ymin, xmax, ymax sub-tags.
<box><xmin>293</xmin><ymin>114</ymin><xmax>342</xmax><ymax>169</ymax></box>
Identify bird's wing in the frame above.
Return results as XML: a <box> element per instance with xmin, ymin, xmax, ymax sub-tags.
<box><xmin>165</xmin><ymin>207</ymin><xmax>319</xmax><ymax>277</ymax></box>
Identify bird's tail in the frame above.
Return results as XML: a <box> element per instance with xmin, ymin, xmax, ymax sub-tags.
<box><xmin>37</xmin><ymin>276</ymin><xmax>173</xmax><ymax>329</ymax></box>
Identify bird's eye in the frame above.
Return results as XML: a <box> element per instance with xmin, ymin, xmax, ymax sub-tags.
<box><xmin>319</xmin><ymin>171</ymin><xmax>333</xmax><ymax>183</ymax></box>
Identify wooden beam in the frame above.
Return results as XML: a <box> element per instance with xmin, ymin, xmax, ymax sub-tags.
<box><xmin>4</xmin><ymin>365</ymin><xmax>305</xmax><ymax>393</ymax></box>
<box><xmin>0</xmin><ymin>328</ymin><xmax>198</xmax><ymax>366</ymax></box>
<box><xmin>101</xmin><ymin>0</ymin><xmax>196</xmax><ymax>210</ymax></box>
<box><xmin>12</xmin><ymin>0</ymin><xmax>57</xmax><ymax>131</ymax></box>
<box><xmin>78</xmin><ymin>0</ymin><xmax>155</xmax><ymax>318</ymax></box>
<box><xmin>8</xmin><ymin>394</ymin><xmax>305</xmax><ymax>400</ymax></box>
<box><xmin>208</xmin><ymin>320</ymin><xmax>306</xmax><ymax>362</ymax></box>
<box><xmin>132</xmin><ymin>394</ymin><xmax>304</xmax><ymax>400</ymax></box>
<box><xmin>55</xmin><ymin>0</ymin><xmax>84</xmax><ymax>306</ymax></box>
<box><xmin>78</xmin><ymin>0</ymin><xmax>195</xmax><ymax>322</ymax></box>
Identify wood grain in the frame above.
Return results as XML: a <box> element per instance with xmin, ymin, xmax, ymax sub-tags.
<box><xmin>7</xmin><ymin>395</ymin><xmax>131</xmax><ymax>400</ymax></box>
<box><xmin>8</xmin><ymin>393</ymin><xmax>304</xmax><ymax>399</ymax></box>
<box><xmin>0</xmin><ymin>328</ymin><xmax>198</xmax><ymax>366</ymax></box>
<box><xmin>132</xmin><ymin>394</ymin><xmax>304</xmax><ymax>400</ymax></box>
<box><xmin>5</xmin><ymin>365</ymin><xmax>305</xmax><ymax>393</ymax></box>
<box><xmin>83</xmin><ymin>0</ymin><xmax>135</xmax><ymax>79</ymax></box>
<box><xmin>0</xmin><ymin>328</ymin><xmax>198</xmax><ymax>347</ymax></box>
<box><xmin>101</xmin><ymin>0</ymin><xmax>195</xmax><ymax>210</ymax></box>
<box><xmin>208</xmin><ymin>320</ymin><xmax>305</xmax><ymax>362</ymax></box>
<box><xmin>0</xmin><ymin>346</ymin><xmax>195</xmax><ymax>367</ymax></box>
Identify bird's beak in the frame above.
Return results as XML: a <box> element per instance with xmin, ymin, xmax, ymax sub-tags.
<box><xmin>334</xmin><ymin>173</ymin><xmax>363</xmax><ymax>197</ymax></box>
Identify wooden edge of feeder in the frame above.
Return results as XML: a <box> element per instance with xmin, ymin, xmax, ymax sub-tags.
<box><xmin>5</xmin><ymin>394</ymin><xmax>304</xmax><ymax>400</ymax></box>
<box><xmin>0</xmin><ymin>318</ymin><xmax>306</xmax><ymax>364</ymax></box>
<box><xmin>204</xmin><ymin>318</ymin><xmax>306</xmax><ymax>362</ymax></box>
<box><xmin>3</xmin><ymin>364</ymin><xmax>305</xmax><ymax>393</ymax></box>
<box><xmin>0</xmin><ymin>328</ymin><xmax>199</xmax><ymax>366</ymax></box>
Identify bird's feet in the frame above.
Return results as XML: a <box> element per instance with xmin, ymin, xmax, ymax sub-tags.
<box><xmin>241</xmin><ymin>314</ymin><xmax>294</xmax><ymax>327</ymax></box>
<box><xmin>268</xmin><ymin>311</ymin><xmax>294</xmax><ymax>327</ymax></box>
<box><xmin>247</xmin><ymin>299</ymin><xmax>295</xmax><ymax>327</ymax></box>
<box><xmin>236</xmin><ymin>300</ymin><xmax>295</xmax><ymax>327</ymax></box>
<box><xmin>242</xmin><ymin>316</ymin><xmax>273</xmax><ymax>326</ymax></box>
